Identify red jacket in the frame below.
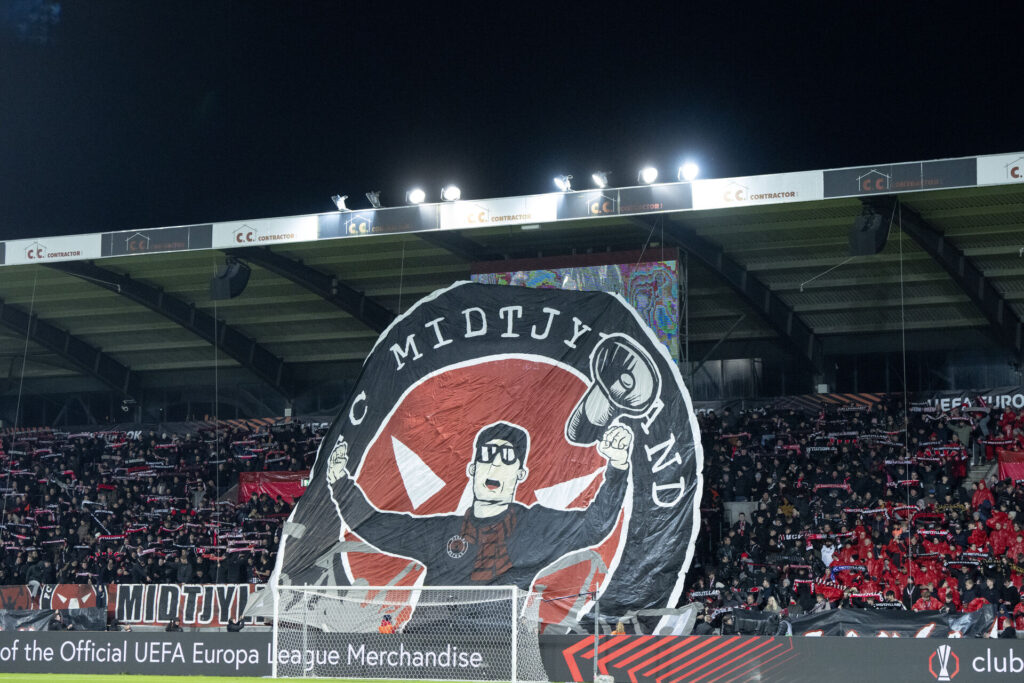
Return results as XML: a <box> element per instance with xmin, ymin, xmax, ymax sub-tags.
<box><xmin>972</xmin><ymin>485</ymin><xmax>995</xmax><ymax>510</ymax></box>
<box><xmin>913</xmin><ymin>596</ymin><xmax>942</xmax><ymax>612</ymax></box>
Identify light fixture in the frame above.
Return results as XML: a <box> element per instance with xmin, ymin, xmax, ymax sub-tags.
<box><xmin>678</xmin><ymin>162</ymin><xmax>699</xmax><ymax>182</ymax></box>
<box><xmin>553</xmin><ymin>175</ymin><xmax>573</xmax><ymax>192</ymax></box>
<box><xmin>406</xmin><ymin>188</ymin><xmax>426</xmax><ymax>204</ymax></box>
<box><xmin>591</xmin><ymin>172</ymin><xmax>608</xmax><ymax>189</ymax></box>
<box><xmin>331</xmin><ymin>194</ymin><xmax>348</xmax><ymax>211</ymax></box>
<box><xmin>639</xmin><ymin>167</ymin><xmax>658</xmax><ymax>184</ymax></box>
<box><xmin>441</xmin><ymin>185</ymin><xmax>462</xmax><ymax>202</ymax></box>
<box><xmin>365</xmin><ymin>191</ymin><xmax>381</xmax><ymax>208</ymax></box>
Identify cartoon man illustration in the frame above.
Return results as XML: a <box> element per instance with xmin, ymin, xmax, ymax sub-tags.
<box><xmin>326</xmin><ymin>420</ymin><xmax>633</xmax><ymax>590</ymax></box>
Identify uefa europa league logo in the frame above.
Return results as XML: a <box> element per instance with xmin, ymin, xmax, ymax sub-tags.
<box><xmin>928</xmin><ymin>644</ymin><xmax>959</xmax><ymax>681</ymax></box>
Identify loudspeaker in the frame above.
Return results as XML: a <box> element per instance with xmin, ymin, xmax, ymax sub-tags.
<box><xmin>210</xmin><ymin>261</ymin><xmax>251</xmax><ymax>300</ymax></box>
<box><xmin>848</xmin><ymin>211</ymin><xmax>890</xmax><ymax>256</ymax></box>
<box><xmin>566</xmin><ymin>334</ymin><xmax>661</xmax><ymax>445</ymax></box>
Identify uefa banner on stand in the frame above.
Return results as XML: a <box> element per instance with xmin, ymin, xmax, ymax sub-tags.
<box><xmin>273</xmin><ymin>282</ymin><xmax>703</xmax><ymax>628</ymax></box>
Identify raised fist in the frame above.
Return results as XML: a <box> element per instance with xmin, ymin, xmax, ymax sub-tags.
<box><xmin>597</xmin><ymin>424</ymin><xmax>633</xmax><ymax>470</ymax></box>
<box><xmin>326</xmin><ymin>438</ymin><xmax>349</xmax><ymax>485</ymax></box>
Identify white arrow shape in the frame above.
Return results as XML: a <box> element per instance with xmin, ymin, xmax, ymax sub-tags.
<box><xmin>392</xmin><ymin>436</ymin><xmax>446</xmax><ymax>509</ymax></box>
<box><xmin>533</xmin><ymin>469</ymin><xmax>603</xmax><ymax>509</ymax></box>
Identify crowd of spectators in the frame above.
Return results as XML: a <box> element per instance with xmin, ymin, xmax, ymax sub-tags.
<box><xmin>688</xmin><ymin>399</ymin><xmax>1024</xmax><ymax>635</ymax></box>
<box><xmin>7</xmin><ymin>396</ymin><xmax>1024</xmax><ymax>637</ymax></box>
<box><xmin>0</xmin><ymin>421</ymin><xmax>325</xmax><ymax>587</ymax></box>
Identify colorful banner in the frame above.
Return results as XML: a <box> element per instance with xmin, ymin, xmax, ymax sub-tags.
<box><xmin>238</xmin><ymin>470</ymin><xmax>309</xmax><ymax>504</ymax></box>
<box><xmin>471</xmin><ymin>251</ymin><xmax>680</xmax><ymax>361</ymax></box>
<box><xmin>276</xmin><ymin>282</ymin><xmax>703</xmax><ymax>629</ymax></box>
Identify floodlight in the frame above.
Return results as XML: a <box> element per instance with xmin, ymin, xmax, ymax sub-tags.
<box><xmin>592</xmin><ymin>172</ymin><xmax>608</xmax><ymax>189</ymax></box>
<box><xmin>406</xmin><ymin>188</ymin><xmax>426</xmax><ymax>204</ymax></box>
<box><xmin>331</xmin><ymin>194</ymin><xmax>348</xmax><ymax>211</ymax></box>
<box><xmin>365</xmin><ymin>191</ymin><xmax>382</xmax><ymax>208</ymax></box>
<box><xmin>639</xmin><ymin>167</ymin><xmax>658</xmax><ymax>184</ymax></box>
<box><xmin>441</xmin><ymin>185</ymin><xmax>462</xmax><ymax>202</ymax></box>
<box><xmin>678</xmin><ymin>162</ymin><xmax>699</xmax><ymax>181</ymax></box>
<box><xmin>553</xmin><ymin>175</ymin><xmax>573</xmax><ymax>192</ymax></box>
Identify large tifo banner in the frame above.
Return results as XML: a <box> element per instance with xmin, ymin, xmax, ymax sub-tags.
<box><xmin>2</xmin><ymin>632</ymin><xmax>1024</xmax><ymax>681</ymax></box>
<box><xmin>275</xmin><ymin>282</ymin><xmax>703</xmax><ymax>628</ymax></box>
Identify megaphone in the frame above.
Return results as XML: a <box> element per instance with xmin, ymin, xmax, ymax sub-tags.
<box><xmin>566</xmin><ymin>333</ymin><xmax>661</xmax><ymax>445</ymax></box>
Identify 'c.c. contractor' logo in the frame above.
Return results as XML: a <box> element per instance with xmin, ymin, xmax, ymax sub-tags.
<box><xmin>929</xmin><ymin>644</ymin><xmax>959</xmax><ymax>681</ymax></box>
<box><xmin>277</xmin><ymin>282</ymin><xmax>703</xmax><ymax>630</ymax></box>
<box><xmin>25</xmin><ymin>242</ymin><xmax>45</xmax><ymax>259</ymax></box>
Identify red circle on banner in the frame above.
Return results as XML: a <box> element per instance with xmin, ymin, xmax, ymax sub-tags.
<box><xmin>341</xmin><ymin>357</ymin><xmax>628</xmax><ymax>625</ymax></box>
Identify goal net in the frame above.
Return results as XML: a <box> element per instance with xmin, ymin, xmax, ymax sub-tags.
<box><xmin>271</xmin><ymin>585</ymin><xmax>547</xmax><ymax>681</ymax></box>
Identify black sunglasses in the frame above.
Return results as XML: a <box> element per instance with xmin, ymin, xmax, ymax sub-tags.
<box><xmin>476</xmin><ymin>443</ymin><xmax>518</xmax><ymax>465</ymax></box>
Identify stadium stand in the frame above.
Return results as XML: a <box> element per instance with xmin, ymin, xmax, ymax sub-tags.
<box><xmin>0</xmin><ymin>422</ymin><xmax>325</xmax><ymax>587</ymax></box>
<box><xmin>687</xmin><ymin>399</ymin><xmax>1024</xmax><ymax>634</ymax></box>
<box><xmin>4</xmin><ymin>399</ymin><xmax>1024</xmax><ymax>637</ymax></box>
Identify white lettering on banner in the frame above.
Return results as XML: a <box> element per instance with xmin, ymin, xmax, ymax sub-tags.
<box><xmin>928</xmin><ymin>393</ymin><xmax>1024</xmax><ymax>412</ymax></box>
<box><xmin>211</xmin><ymin>216</ymin><xmax>318</xmax><ymax>249</ymax></box>
<box><xmin>691</xmin><ymin>171</ymin><xmax>823</xmax><ymax>210</ymax></box>
<box><xmin>386</xmin><ymin>304</ymin><xmax>591</xmax><ymax>372</ymax></box>
<box><xmin>6</xmin><ymin>236</ymin><xmax>101</xmax><ymax>264</ymax></box>
<box><xmin>972</xmin><ymin>647</ymin><xmax>1024</xmax><ymax>673</ymax></box>
<box><xmin>114</xmin><ymin>584</ymin><xmax>260</xmax><ymax>627</ymax></box>
<box><xmin>345</xmin><ymin>643</ymin><xmax>483</xmax><ymax>669</ymax></box>
<box><xmin>351</xmin><ymin>299</ymin><xmax>690</xmax><ymax>510</ymax></box>
<box><xmin>977</xmin><ymin>152</ymin><xmax>1024</xmax><ymax>186</ymax></box>
<box><xmin>439</xmin><ymin>195</ymin><xmax>558</xmax><ymax>230</ymax></box>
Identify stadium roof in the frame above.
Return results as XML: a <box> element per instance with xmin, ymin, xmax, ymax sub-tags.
<box><xmin>1</xmin><ymin>151</ymin><xmax>1022</xmax><ymax>413</ymax></box>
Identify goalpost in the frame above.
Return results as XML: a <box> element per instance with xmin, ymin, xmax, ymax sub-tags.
<box><xmin>271</xmin><ymin>585</ymin><xmax>548</xmax><ymax>681</ymax></box>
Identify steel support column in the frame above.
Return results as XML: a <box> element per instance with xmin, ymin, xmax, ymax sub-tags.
<box><xmin>650</xmin><ymin>219</ymin><xmax>824</xmax><ymax>370</ymax></box>
<box><xmin>226</xmin><ymin>247</ymin><xmax>395</xmax><ymax>333</ymax></box>
<box><xmin>898</xmin><ymin>201</ymin><xmax>1023</xmax><ymax>357</ymax></box>
<box><xmin>0</xmin><ymin>297</ymin><xmax>140</xmax><ymax>396</ymax></box>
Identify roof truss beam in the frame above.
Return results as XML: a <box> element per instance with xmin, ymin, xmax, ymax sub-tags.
<box><xmin>226</xmin><ymin>247</ymin><xmax>395</xmax><ymax>333</ymax></box>
<box><xmin>0</xmin><ymin>297</ymin><xmax>139</xmax><ymax>397</ymax></box>
<box><xmin>645</xmin><ymin>218</ymin><xmax>824</xmax><ymax>370</ymax></box>
<box><xmin>48</xmin><ymin>262</ymin><xmax>296</xmax><ymax>397</ymax></box>
<box><xmin>416</xmin><ymin>231</ymin><xmax>505</xmax><ymax>262</ymax></box>
<box><xmin>897</xmin><ymin>200</ymin><xmax>1023</xmax><ymax>357</ymax></box>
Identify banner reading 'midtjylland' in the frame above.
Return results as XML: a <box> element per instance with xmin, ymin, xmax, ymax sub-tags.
<box><xmin>274</xmin><ymin>282</ymin><xmax>704</xmax><ymax>628</ymax></box>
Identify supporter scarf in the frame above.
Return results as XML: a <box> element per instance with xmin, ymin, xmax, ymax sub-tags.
<box><xmin>873</xmin><ymin>601</ymin><xmax>906</xmax><ymax>609</ymax></box>
<box><xmin>829</xmin><ymin>565</ymin><xmax>868</xmax><ymax>581</ymax></box>
<box><xmin>815</xmin><ymin>483</ymin><xmax>852</xmax><ymax>492</ymax></box>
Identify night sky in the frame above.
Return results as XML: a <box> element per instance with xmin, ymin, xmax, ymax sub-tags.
<box><xmin>1</xmin><ymin>2</ymin><xmax>1022</xmax><ymax>239</ymax></box>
